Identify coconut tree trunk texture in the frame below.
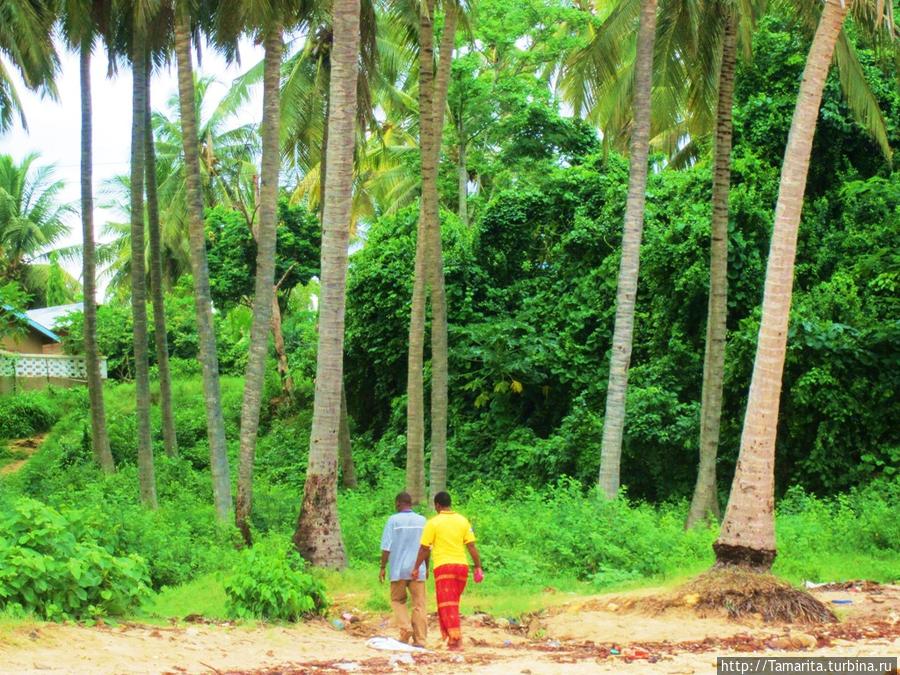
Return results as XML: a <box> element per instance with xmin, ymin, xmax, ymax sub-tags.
<box><xmin>130</xmin><ymin>35</ymin><xmax>158</xmax><ymax>509</ymax></box>
<box><xmin>338</xmin><ymin>383</ymin><xmax>357</xmax><ymax>488</ymax></box>
<box><xmin>79</xmin><ymin>40</ymin><xmax>115</xmax><ymax>474</ymax></box>
<box><xmin>144</xmin><ymin>60</ymin><xmax>178</xmax><ymax>459</ymax></box>
<box><xmin>271</xmin><ymin>294</ymin><xmax>294</xmax><ymax>395</ymax></box>
<box><xmin>457</xmin><ymin>134</ymin><xmax>468</xmax><ymax>226</ymax></box>
<box><xmin>714</xmin><ymin>0</ymin><xmax>849</xmax><ymax>569</ymax></box>
<box><xmin>315</xmin><ymin>89</ymin><xmax>354</xmax><ymax>486</ymax></box>
<box><xmin>316</xmin><ymin>90</ymin><xmax>353</xmax><ymax>485</ymax></box>
<box><xmin>404</xmin><ymin>0</ymin><xmax>436</xmax><ymax>505</ymax></box>
<box><xmin>598</xmin><ymin>0</ymin><xmax>658</xmax><ymax>498</ymax></box>
<box><xmin>174</xmin><ymin>6</ymin><xmax>232</xmax><ymax>521</ymax></box>
<box><xmin>427</xmin><ymin>0</ymin><xmax>458</xmax><ymax>499</ymax></box>
<box><xmin>686</xmin><ymin>13</ymin><xmax>736</xmax><ymax>530</ymax></box>
<box><xmin>236</xmin><ymin>25</ymin><xmax>284</xmax><ymax>545</ymax></box>
<box><xmin>293</xmin><ymin>0</ymin><xmax>359</xmax><ymax>568</ymax></box>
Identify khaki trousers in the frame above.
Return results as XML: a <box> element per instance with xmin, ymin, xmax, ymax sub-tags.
<box><xmin>390</xmin><ymin>580</ymin><xmax>427</xmax><ymax>645</ymax></box>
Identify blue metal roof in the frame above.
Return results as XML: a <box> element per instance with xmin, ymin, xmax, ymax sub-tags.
<box><xmin>1</xmin><ymin>304</ymin><xmax>61</xmax><ymax>342</ymax></box>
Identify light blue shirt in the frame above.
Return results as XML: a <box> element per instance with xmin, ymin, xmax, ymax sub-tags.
<box><xmin>380</xmin><ymin>510</ymin><xmax>427</xmax><ymax>582</ymax></box>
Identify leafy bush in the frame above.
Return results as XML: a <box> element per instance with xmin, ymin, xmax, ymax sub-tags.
<box><xmin>0</xmin><ymin>498</ymin><xmax>150</xmax><ymax>620</ymax></box>
<box><xmin>0</xmin><ymin>389</ymin><xmax>70</xmax><ymax>440</ymax></box>
<box><xmin>224</xmin><ymin>536</ymin><xmax>327</xmax><ymax>621</ymax></box>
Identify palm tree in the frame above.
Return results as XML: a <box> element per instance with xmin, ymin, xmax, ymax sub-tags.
<box><xmin>173</xmin><ymin>0</ymin><xmax>232</xmax><ymax>522</ymax></box>
<box><xmin>427</xmin><ymin>0</ymin><xmax>459</xmax><ymax>498</ymax></box>
<box><xmin>230</xmin><ymin>0</ymin><xmax>297</xmax><ymax>544</ymax></box>
<box><xmin>596</xmin><ymin>0</ymin><xmax>658</xmax><ymax>498</ymax></box>
<box><xmin>714</xmin><ymin>0</ymin><xmax>894</xmax><ymax>568</ymax></box>
<box><xmin>293</xmin><ymin>0</ymin><xmax>360</xmax><ymax>569</ymax></box>
<box><xmin>405</xmin><ymin>0</ymin><xmax>435</xmax><ymax>505</ymax></box>
<box><xmin>145</xmin><ymin>60</ymin><xmax>178</xmax><ymax>459</ymax></box>
<box><xmin>0</xmin><ymin>0</ymin><xmax>58</xmax><ymax>132</ymax></box>
<box><xmin>687</xmin><ymin>3</ymin><xmax>738</xmax><ymax>528</ymax></box>
<box><xmin>98</xmin><ymin>78</ymin><xmax>254</xmax><ymax>297</ymax></box>
<box><xmin>0</xmin><ymin>154</ymin><xmax>76</xmax><ymax>304</ymax></box>
<box><xmin>59</xmin><ymin>0</ymin><xmax>116</xmax><ymax>474</ymax></box>
<box><xmin>152</xmin><ymin>76</ymin><xmax>259</xmax><ymax>225</ymax></box>
<box><xmin>129</xmin><ymin>27</ymin><xmax>158</xmax><ymax>509</ymax></box>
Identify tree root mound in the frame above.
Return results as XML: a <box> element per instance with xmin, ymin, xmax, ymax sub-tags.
<box><xmin>664</xmin><ymin>568</ymin><xmax>837</xmax><ymax>624</ymax></box>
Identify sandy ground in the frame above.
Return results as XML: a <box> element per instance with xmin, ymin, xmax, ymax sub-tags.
<box><xmin>1</xmin><ymin>582</ymin><xmax>897</xmax><ymax>674</ymax></box>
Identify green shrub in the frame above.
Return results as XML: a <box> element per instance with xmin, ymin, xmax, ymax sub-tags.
<box><xmin>0</xmin><ymin>498</ymin><xmax>150</xmax><ymax>620</ymax></box>
<box><xmin>0</xmin><ymin>389</ymin><xmax>66</xmax><ymax>440</ymax></box>
<box><xmin>224</xmin><ymin>536</ymin><xmax>327</xmax><ymax>621</ymax></box>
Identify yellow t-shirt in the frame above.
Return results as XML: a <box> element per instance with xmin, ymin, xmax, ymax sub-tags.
<box><xmin>420</xmin><ymin>511</ymin><xmax>476</xmax><ymax>569</ymax></box>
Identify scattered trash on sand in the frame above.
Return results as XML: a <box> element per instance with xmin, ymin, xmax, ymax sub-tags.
<box><xmin>365</xmin><ymin>637</ymin><xmax>428</xmax><ymax>653</ymax></box>
<box><xmin>388</xmin><ymin>652</ymin><xmax>416</xmax><ymax>666</ymax></box>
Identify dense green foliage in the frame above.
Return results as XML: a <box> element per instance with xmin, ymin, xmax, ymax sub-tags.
<box><xmin>206</xmin><ymin>197</ymin><xmax>321</xmax><ymax>311</ymax></box>
<box><xmin>0</xmin><ymin>497</ymin><xmax>150</xmax><ymax>620</ymax></box>
<box><xmin>344</xmin><ymin>18</ymin><xmax>899</xmax><ymax>502</ymax></box>
<box><xmin>0</xmin><ymin>281</ymin><xmax>30</xmax><ymax>341</ymax></box>
<box><xmin>0</xmin><ymin>380</ymin><xmax>897</xmax><ymax>621</ymax></box>
<box><xmin>1</xmin><ymin>0</ymin><xmax>898</xmax><ymax>626</ymax></box>
<box><xmin>224</xmin><ymin>536</ymin><xmax>327</xmax><ymax>621</ymax></box>
<box><xmin>0</xmin><ymin>388</ymin><xmax>67</xmax><ymax>440</ymax></box>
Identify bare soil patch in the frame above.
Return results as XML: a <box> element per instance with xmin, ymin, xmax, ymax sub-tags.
<box><xmin>0</xmin><ymin>582</ymin><xmax>897</xmax><ymax>673</ymax></box>
<box><xmin>0</xmin><ymin>433</ymin><xmax>47</xmax><ymax>475</ymax></box>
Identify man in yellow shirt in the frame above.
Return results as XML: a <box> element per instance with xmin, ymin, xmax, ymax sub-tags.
<box><xmin>411</xmin><ymin>491</ymin><xmax>483</xmax><ymax>650</ymax></box>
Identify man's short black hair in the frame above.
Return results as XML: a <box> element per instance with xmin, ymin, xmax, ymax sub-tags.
<box><xmin>395</xmin><ymin>491</ymin><xmax>413</xmax><ymax>505</ymax></box>
<box><xmin>434</xmin><ymin>491</ymin><xmax>452</xmax><ymax>508</ymax></box>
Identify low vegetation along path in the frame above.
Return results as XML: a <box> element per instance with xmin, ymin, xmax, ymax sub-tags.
<box><xmin>0</xmin><ymin>583</ymin><xmax>897</xmax><ymax>673</ymax></box>
<box><xmin>0</xmin><ymin>434</ymin><xmax>47</xmax><ymax>476</ymax></box>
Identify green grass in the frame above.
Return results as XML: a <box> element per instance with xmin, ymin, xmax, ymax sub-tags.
<box><xmin>774</xmin><ymin>552</ymin><xmax>900</xmax><ymax>585</ymax></box>
<box><xmin>318</xmin><ymin>563</ymin><xmax>665</xmax><ymax>620</ymax></box>
<box><xmin>140</xmin><ymin>574</ymin><xmax>229</xmax><ymax>623</ymax></box>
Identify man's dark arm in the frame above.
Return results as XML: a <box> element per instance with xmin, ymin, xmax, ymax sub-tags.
<box><xmin>467</xmin><ymin>542</ymin><xmax>482</xmax><ymax>570</ymax></box>
<box><xmin>410</xmin><ymin>545</ymin><xmax>431</xmax><ymax>580</ymax></box>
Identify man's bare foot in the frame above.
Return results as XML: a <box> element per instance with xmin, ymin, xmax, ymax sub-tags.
<box><xmin>399</xmin><ymin>630</ymin><xmax>413</xmax><ymax>644</ymax></box>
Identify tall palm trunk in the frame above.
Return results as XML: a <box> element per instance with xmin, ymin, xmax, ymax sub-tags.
<box><xmin>130</xmin><ymin>35</ymin><xmax>157</xmax><ymax>509</ymax></box>
<box><xmin>405</xmin><ymin>0</ymin><xmax>436</xmax><ymax>505</ymax></box>
<box><xmin>174</xmin><ymin>6</ymin><xmax>232</xmax><ymax>521</ymax></box>
<box><xmin>598</xmin><ymin>0</ymin><xmax>658</xmax><ymax>498</ymax></box>
<box><xmin>293</xmin><ymin>0</ymin><xmax>359</xmax><ymax>568</ymax></box>
<box><xmin>714</xmin><ymin>0</ymin><xmax>849</xmax><ymax>569</ymax></box>
<box><xmin>339</xmin><ymin>383</ymin><xmax>357</xmax><ymax>487</ymax></box>
<box><xmin>686</xmin><ymin>13</ymin><xmax>736</xmax><ymax>529</ymax></box>
<box><xmin>236</xmin><ymin>25</ymin><xmax>284</xmax><ymax>544</ymax></box>
<box><xmin>79</xmin><ymin>40</ymin><xmax>114</xmax><ymax>474</ymax></box>
<box><xmin>427</xmin><ymin>1</ymin><xmax>458</xmax><ymax>498</ymax></box>
<box><xmin>317</xmin><ymin>91</ymin><xmax>351</xmax><ymax>485</ymax></box>
<box><xmin>144</xmin><ymin>59</ymin><xmax>178</xmax><ymax>459</ymax></box>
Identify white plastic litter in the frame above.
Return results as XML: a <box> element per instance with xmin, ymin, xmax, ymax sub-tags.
<box><xmin>389</xmin><ymin>653</ymin><xmax>416</xmax><ymax>666</ymax></box>
<box><xmin>366</xmin><ymin>637</ymin><xmax>427</xmax><ymax>653</ymax></box>
<box><xmin>335</xmin><ymin>662</ymin><xmax>362</xmax><ymax>672</ymax></box>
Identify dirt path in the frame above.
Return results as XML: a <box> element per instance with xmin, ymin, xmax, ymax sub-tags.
<box><xmin>0</xmin><ymin>433</ymin><xmax>46</xmax><ymax>475</ymax></box>
<box><xmin>1</xmin><ymin>583</ymin><xmax>897</xmax><ymax>674</ymax></box>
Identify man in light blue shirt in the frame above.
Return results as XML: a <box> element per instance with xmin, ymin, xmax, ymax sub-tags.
<box><xmin>380</xmin><ymin>492</ymin><xmax>427</xmax><ymax>646</ymax></box>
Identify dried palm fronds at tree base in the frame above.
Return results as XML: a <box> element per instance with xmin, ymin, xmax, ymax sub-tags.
<box><xmin>652</xmin><ymin>568</ymin><xmax>837</xmax><ymax>624</ymax></box>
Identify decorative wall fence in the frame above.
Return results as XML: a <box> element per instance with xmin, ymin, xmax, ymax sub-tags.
<box><xmin>0</xmin><ymin>350</ymin><xmax>106</xmax><ymax>393</ymax></box>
